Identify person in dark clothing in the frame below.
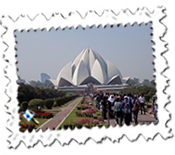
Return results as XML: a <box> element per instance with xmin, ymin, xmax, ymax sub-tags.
<box><xmin>102</xmin><ymin>95</ymin><xmax>108</xmax><ymax>119</ymax></box>
<box><xmin>122</xmin><ymin>96</ymin><xmax>131</xmax><ymax>126</ymax></box>
<box><xmin>96</xmin><ymin>94</ymin><xmax>101</xmax><ymax>109</ymax></box>
<box><xmin>107</xmin><ymin>94</ymin><xmax>115</xmax><ymax>118</ymax></box>
<box><xmin>132</xmin><ymin>95</ymin><xmax>139</xmax><ymax>124</ymax></box>
<box><xmin>113</xmin><ymin>97</ymin><xmax>122</xmax><ymax>125</ymax></box>
<box><xmin>128</xmin><ymin>94</ymin><xmax>133</xmax><ymax>122</ymax></box>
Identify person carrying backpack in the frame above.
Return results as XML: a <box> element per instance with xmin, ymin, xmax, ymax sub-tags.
<box><xmin>132</xmin><ymin>95</ymin><xmax>140</xmax><ymax>124</ymax></box>
<box><xmin>113</xmin><ymin>96</ymin><xmax>122</xmax><ymax>125</ymax></box>
<box><xmin>122</xmin><ymin>96</ymin><xmax>131</xmax><ymax>126</ymax></box>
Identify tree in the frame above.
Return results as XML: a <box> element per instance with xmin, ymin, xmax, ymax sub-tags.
<box><xmin>20</xmin><ymin>101</ymin><xmax>28</xmax><ymax>111</ymax></box>
<box><xmin>144</xmin><ymin>94</ymin><xmax>151</xmax><ymax>103</ymax></box>
<box><xmin>28</xmin><ymin>99</ymin><xmax>44</xmax><ymax>110</ymax></box>
<box><xmin>150</xmin><ymin>79</ymin><xmax>156</xmax><ymax>86</ymax></box>
<box><xmin>17</xmin><ymin>83</ymin><xmax>36</xmax><ymax>103</ymax></box>
<box><xmin>127</xmin><ymin>79</ymin><xmax>138</xmax><ymax>85</ymax></box>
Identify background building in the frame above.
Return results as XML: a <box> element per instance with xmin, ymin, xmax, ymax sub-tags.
<box><xmin>41</xmin><ymin>73</ymin><xmax>51</xmax><ymax>83</ymax></box>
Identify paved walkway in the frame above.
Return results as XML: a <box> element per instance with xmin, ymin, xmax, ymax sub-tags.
<box><xmin>36</xmin><ymin>97</ymin><xmax>82</xmax><ymax>131</ymax></box>
<box><xmin>104</xmin><ymin>111</ymin><xmax>157</xmax><ymax>127</ymax></box>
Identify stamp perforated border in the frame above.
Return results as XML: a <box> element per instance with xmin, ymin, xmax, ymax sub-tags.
<box><xmin>0</xmin><ymin>6</ymin><xmax>172</xmax><ymax>148</ymax></box>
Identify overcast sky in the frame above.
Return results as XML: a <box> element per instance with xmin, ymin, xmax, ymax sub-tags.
<box><xmin>15</xmin><ymin>22</ymin><xmax>154</xmax><ymax>83</ymax></box>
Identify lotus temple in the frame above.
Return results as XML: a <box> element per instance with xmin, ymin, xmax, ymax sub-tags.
<box><xmin>49</xmin><ymin>49</ymin><xmax>130</xmax><ymax>93</ymax></box>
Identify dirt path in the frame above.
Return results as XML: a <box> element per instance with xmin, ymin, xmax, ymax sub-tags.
<box><xmin>104</xmin><ymin>111</ymin><xmax>157</xmax><ymax>127</ymax></box>
<box><xmin>36</xmin><ymin>97</ymin><xmax>82</xmax><ymax>131</ymax></box>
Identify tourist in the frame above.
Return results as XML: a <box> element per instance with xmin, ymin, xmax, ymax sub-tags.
<box><xmin>99</xmin><ymin>99</ymin><xmax>103</xmax><ymax>113</ymax></box>
<box><xmin>132</xmin><ymin>95</ymin><xmax>140</xmax><ymax>124</ymax></box>
<box><xmin>100</xmin><ymin>91</ymin><xmax>104</xmax><ymax>102</ymax></box>
<box><xmin>139</xmin><ymin>93</ymin><xmax>146</xmax><ymax>114</ymax></box>
<box><xmin>102</xmin><ymin>95</ymin><xmax>108</xmax><ymax>119</ymax></box>
<box><xmin>128</xmin><ymin>94</ymin><xmax>134</xmax><ymax>122</ymax></box>
<box><xmin>96</xmin><ymin>94</ymin><xmax>101</xmax><ymax>110</ymax></box>
<box><xmin>38</xmin><ymin>106</ymin><xmax>41</xmax><ymax>112</ymax></box>
<box><xmin>93</xmin><ymin>94</ymin><xmax>97</xmax><ymax>107</ymax></box>
<box><xmin>107</xmin><ymin>94</ymin><xmax>115</xmax><ymax>118</ymax></box>
<box><xmin>121</xmin><ymin>96</ymin><xmax>131</xmax><ymax>126</ymax></box>
<box><xmin>153</xmin><ymin>103</ymin><xmax>159</xmax><ymax>123</ymax></box>
<box><xmin>113</xmin><ymin>96</ymin><xmax>122</xmax><ymax>125</ymax></box>
<box><xmin>152</xmin><ymin>94</ymin><xmax>157</xmax><ymax>109</ymax></box>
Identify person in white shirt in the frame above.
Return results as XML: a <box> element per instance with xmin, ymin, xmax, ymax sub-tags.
<box><xmin>139</xmin><ymin>93</ymin><xmax>146</xmax><ymax>115</ymax></box>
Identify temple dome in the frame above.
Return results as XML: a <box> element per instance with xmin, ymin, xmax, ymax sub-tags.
<box><xmin>50</xmin><ymin>49</ymin><xmax>123</xmax><ymax>87</ymax></box>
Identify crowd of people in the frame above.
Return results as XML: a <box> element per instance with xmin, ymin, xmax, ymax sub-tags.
<box><xmin>93</xmin><ymin>92</ymin><xmax>158</xmax><ymax>126</ymax></box>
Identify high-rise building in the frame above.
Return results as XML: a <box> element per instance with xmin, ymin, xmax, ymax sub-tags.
<box><xmin>41</xmin><ymin>73</ymin><xmax>51</xmax><ymax>83</ymax></box>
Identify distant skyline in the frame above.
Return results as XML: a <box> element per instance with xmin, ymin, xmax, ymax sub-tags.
<box><xmin>15</xmin><ymin>22</ymin><xmax>154</xmax><ymax>83</ymax></box>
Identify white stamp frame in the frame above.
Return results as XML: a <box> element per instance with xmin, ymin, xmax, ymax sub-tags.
<box><xmin>1</xmin><ymin>7</ymin><xmax>172</xmax><ymax>148</ymax></box>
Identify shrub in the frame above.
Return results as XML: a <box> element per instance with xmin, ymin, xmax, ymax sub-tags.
<box><xmin>28</xmin><ymin>99</ymin><xmax>44</xmax><ymax>110</ymax></box>
<box><xmin>34</xmin><ymin>112</ymin><xmax>53</xmax><ymax>119</ymax></box>
<box><xmin>19</xmin><ymin>124</ymin><xmax>35</xmax><ymax>133</ymax></box>
<box><xmin>44</xmin><ymin>98</ymin><xmax>54</xmax><ymax>109</ymax></box>
<box><xmin>145</xmin><ymin>95</ymin><xmax>151</xmax><ymax>103</ymax></box>
<box><xmin>21</xmin><ymin>101</ymin><xmax>28</xmax><ymax>111</ymax></box>
<box><xmin>96</xmin><ymin>112</ymin><xmax>101</xmax><ymax>116</ymax></box>
<box><xmin>97</xmin><ymin>116</ymin><xmax>104</xmax><ymax>121</ymax></box>
<box><xmin>56</xmin><ymin>97</ymin><xmax>62</xmax><ymax>106</ymax></box>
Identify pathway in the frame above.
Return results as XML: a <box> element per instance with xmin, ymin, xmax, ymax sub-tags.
<box><xmin>104</xmin><ymin>111</ymin><xmax>157</xmax><ymax>127</ymax></box>
<box><xmin>36</xmin><ymin>97</ymin><xmax>82</xmax><ymax>131</ymax></box>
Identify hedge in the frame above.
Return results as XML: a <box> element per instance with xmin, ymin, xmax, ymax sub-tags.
<box><xmin>44</xmin><ymin>98</ymin><xmax>54</xmax><ymax>109</ymax></box>
<box><xmin>56</xmin><ymin>94</ymin><xmax>78</xmax><ymax>107</ymax></box>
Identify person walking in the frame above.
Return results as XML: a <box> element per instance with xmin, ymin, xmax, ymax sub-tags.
<box><xmin>132</xmin><ymin>95</ymin><xmax>140</xmax><ymax>124</ymax></box>
<box><xmin>96</xmin><ymin>94</ymin><xmax>101</xmax><ymax>110</ymax></box>
<box><xmin>122</xmin><ymin>96</ymin><xmax>131</xmax><ymax>126</ymax></box>
<box><xmin>113</xmin><ymin>97</ymin><xmax>122</xmax><ymax>125</ymax></box>
<box><xmin>153</xmin><ymin>103</ymin><xmax>159</xmax><ymax>123</ymax></box>
<box><xmin>128</xmin><ymin>94</ymin><xmax>133</xmax><ymax>122</ymax></box>
<box><xmin>107</xmin><ymin>94</ymin><xmax>115</xmax><ymax>118</ymax></box>
<box><xmin>139</xmin><ymin>93</ymin><xmax>146</xmax><ymax>115</ymax></box>
<box><xmin>152</xmin><ymin>94</ymin><xmax>157</xmax><ymax>109</ymax></box>
<box><xmin>102</xmin><ymin>95</ymin><xmax>108</xmax><ymax>119</ymax></box>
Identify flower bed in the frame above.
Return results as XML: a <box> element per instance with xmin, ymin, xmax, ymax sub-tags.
<box><xmin>84</xmin><ymin>98</ymin><xmax>91</xmax><ymax>104</ymax></box>
<box><xmin>76</xmin><ymin>108</ymin><xmax>98</xmax><ymax>117</ymax></box>
<box><xmin>19</xmin><ymin>124</ymin><xmax>35</xmax><ymax>132</ymax></box>
<box><xmin>77</xmin><ymin>104</ymin><xmax>95</xmax><ymax>110</ymax></box>
<box><xmin>62</xmin><ymin>118</ymin><xmax>108</xmax><ymax>129</ymax></box>
<box><xmin>34</xmin><ymin>112</ymin><xmax>53</xmax><ymax>119</ymax></box>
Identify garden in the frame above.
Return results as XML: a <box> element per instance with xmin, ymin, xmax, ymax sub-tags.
<box><xmin>58</xmin><ymin>96</ymin><xmax>109</xmax><ymax>130</ymax></box>
<box><xmin>19</xmin><ymin>93</ymin><xmax>79</xmax><ymax>132</ymax></box>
